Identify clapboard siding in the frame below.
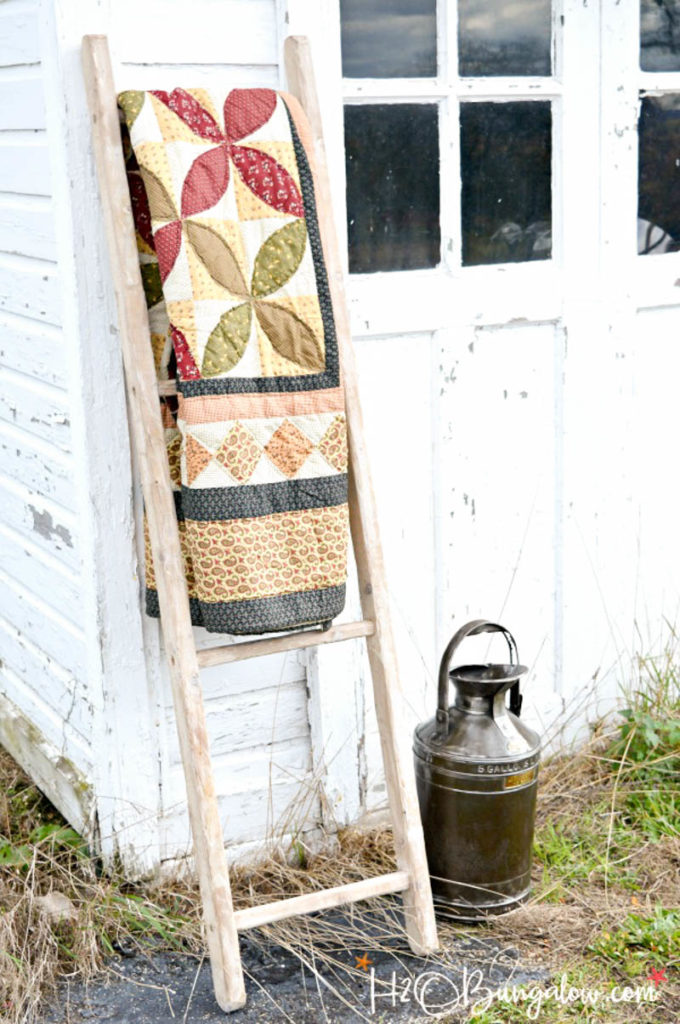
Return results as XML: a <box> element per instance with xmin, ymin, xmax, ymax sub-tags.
<box><xmin>165</xmin><ymin>737</ymin><xmax>313</xmax><ymax>805</ymax></box>
<box><xmin>0</xmin><ymin>1</ymin><xmax>41</xmax><ymax>68</ymax></box>
<box><xmin>161</xmin><ymin>786</ymin><xmax>321</xmax><ymax>858</ymax></box>
<box><xmin>0</xmin><ymin>564</ymin><xmax>86</xmax><ymax>677</ymax></box>
<box><xmin>0</xmin><ymin>0</ymin><xmax>93</xmax><ymax>809</ymax></box>
<box><xmin>0</xmin><ymin>522</ymin><xmax>82</xmax><ymax>625</ymax></box>
<box><xmin>0</xmin><ymin>194</ymin><xmax>56</xmax><ymax>260</ymax></box>
<box><xmin>174</xmin><ymin>681</ymin><xmax>309</xmax><ymax>761</ymax></box>
<box><xmin>0</xmin><ymin>425</ymin><xmax>75</xmax><ymax>506</ymax></box>
<box><xmin>0</xmin><ymin>133</ymin><xmax>51</xmax><ymax>195</ymax></box>
<box><xmin>193</xmin><ymin>646</ymin><xmax>306</xmax><ymax>699</ymax></box>
<box><xmin>0</xmin><ymin>368</ymin><xmax>70</xmax><ymax>449</ymax></box>
<box><xmin>116</xmin><ymin>63</ymin><xmax>280</xmax><ymax>92</ymax></box>
<box><xmin>0</xmin><ymin>663</ymin><xmax>92</xmax><ymax>769</ymax></box>
<box><xmin>161</xmin><ymin>660</ymin><xmax>316</xmax><ymax>857</ymax></box>
<box><xmin>110</xmin><ymin>0</ymin><xmax>277</xmax><ymax>66</ymax></box>
<box><xmin>0</xmin><ymin>619</ymin><xmax>93</xmax><ymax>746</ymax></box>
<box><xmin>0</xmin><ymin>254</ymin><xmax>60</xmax><ymax>323</ymax></box>
<box><xmin>0</xmin><ymin>477</ymin><xmax>78</xmax><ymax>569</ymax></box>
<box><xmin>159</xmin><ymin>642</ymin><xmax>317</xmax><ymax>857</ymax></box>
<box><xmin>161</xmin><ymin>772</ymin><xmax>320</xmax><ymax>857</ymax></box>
<box><xmin>0</xmin><ymin>312</ymin><xmax>65</xmax><ymax>387</ymax></box>
<box><xmin>0</xmin><ymin>74</ymin><xmax>45</xmax><ymax>129</ymax></box>
<box><xmin>107</xmin><ymin>0</ymin><xmax>325</xmax><ymax>862</ymax></box>
<box><xmin>0</xmin><ymin>0</ymin><xmax>542</xmax><ymax>877</ymax></box>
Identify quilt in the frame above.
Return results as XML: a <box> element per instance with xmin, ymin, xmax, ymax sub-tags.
<box><xmin>118</xmin><ymin>86</ymin><xmax>349</xmax><ymax>634</ymax></box>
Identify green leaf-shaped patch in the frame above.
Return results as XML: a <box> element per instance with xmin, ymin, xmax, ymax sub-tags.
<box><xmin>118</xmin><ymin>90</ymin><xmax>145</xmax><ymax>128</ymax></box>
<box><xmin>202</xmin><ymin>303</ymin><xmax>252</xmax><ymax>377</ymax></box>
<box><xmin>251</xmin><ymin>219</ymin><xmax>307</xmax><ymax>298</ymax></box>
<box><xmin>140</xmin><ymin>262</ymin><xmax>163</xmax><ymax>309</ymax></box>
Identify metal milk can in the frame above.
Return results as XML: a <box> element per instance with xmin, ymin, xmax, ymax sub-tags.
<box><xmin>413</xmin><ymin>619</ymin><xmax>541</xmax><ymax>920</ymax></box>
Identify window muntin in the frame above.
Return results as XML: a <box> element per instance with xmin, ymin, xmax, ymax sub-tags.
<box><xmin>340</xmin><ymin>1</ymin><xmax>555</xmax><ymax>273</ymax></box>
<box><xmin>458</xmin><ymin>0</ymin><xmax>552</xmax><ymax>77</ymax></box>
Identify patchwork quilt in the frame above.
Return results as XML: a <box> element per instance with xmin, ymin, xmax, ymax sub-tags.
<box><xmin>118</xmin><ymin>87</ymin><xmax>349</xmax><ymax>634</ymax></box>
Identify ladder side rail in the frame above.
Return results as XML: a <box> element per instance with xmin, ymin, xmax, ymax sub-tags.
<box><xmin>81</xmin><ymin>35</ymin><xmax>246</xmax><ymax>1012</ymax></box>
<box><xmin>283</xmin><ymin>35</ymin><xmax>439</xmax><ymax>956</ymax></box>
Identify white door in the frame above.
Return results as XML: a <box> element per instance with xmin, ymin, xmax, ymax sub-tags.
<box><xmin>285</xmin><ymin>0</ymin><xmax>680</xmax><ymax>814</ymax></box>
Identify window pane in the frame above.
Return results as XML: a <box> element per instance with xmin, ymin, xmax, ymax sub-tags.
<box><xmin>458</xmin><ymin>0</ymin><xmax>552</xmax><ymax>77</ymax></box>
<box><xmin>340</xmin><ymin>0</ymin><xmax>437</xmax><ymax>78</ymax></box>
<box><xmin>344</xmin><ymin>104</ymin><xmax>440</xmax><ymax>273</ymax></box>
<box><xmin>638</xmin><ymin>94</ymin><xmax>680</xmax><ymax>254</ymax></box>
<box><xmin>460</xmin><ymin>102</ymin><xmax>552</xmax><ymax>266</ymax></box>
<box><xmin>641</xmin><ymin>0</ymin><xmax>680</xmax><ymax>71</ymax></box>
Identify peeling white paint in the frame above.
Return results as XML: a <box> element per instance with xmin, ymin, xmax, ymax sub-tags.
<box><xmin>1</xmin><ymin>0</ymin><xmax>679</xmax><ymax>878</ymax></box>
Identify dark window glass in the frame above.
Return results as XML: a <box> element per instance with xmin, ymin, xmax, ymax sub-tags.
<box><xmin>458</xmin><ymin>0</ymin><xmax>552</xmax><ymax>77</ymax></box>
<box><xmin>641</xmin><ymin>0</ymin><xmax>680</xmax><ymax>71</ymax></box>
<box><xmin>638</xmin><ymin>94</ymin><xmax>680</xmax><ymax>254</ymax></box>
<box><xmin>460</xmin><ymin>102</ymin><xmax>552</xmax><ymax>266</ymax></box>
<box><xmin>344</xmin><ymin>104</ymin><xmax>440</xmax><ymax>273</ymax></box>
<box><xmin>340</xmin><ymin>0</ymin><xmax>437</xmax><ymax>78</ymax></box>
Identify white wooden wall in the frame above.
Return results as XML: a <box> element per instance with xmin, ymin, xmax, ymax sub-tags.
<box><xmin>2</xmin><ymin>0</ymin><xmax>680</xmax><ymax>876</ymax></box>
<box><xmin>9</xmin><ymin>0</ymin><xmax>376</xmax><ymax>876</ymax></box>
<box><xmin>0</xmin><ymin>0</ymin><xmax>97</xmax><ymax>834</ymax></box>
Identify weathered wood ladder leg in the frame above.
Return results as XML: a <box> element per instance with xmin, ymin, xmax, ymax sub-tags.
<box><xmin>81</xmin><ymin>37</ymin><xmax>247</xmax><ymax>1012</ymax></box>
<box><xmin>284</xmin><ymin>36</ymin><xmax>438</xmax><ymax>956</ymax></box>
<box><xmin>82</xmin><ymin>31</ymin><xmax>437</xmax><ymax>1015</ymax></box>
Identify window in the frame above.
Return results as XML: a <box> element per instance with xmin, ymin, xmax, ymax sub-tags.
<box><xmin>640</xmin><ymin>0</ymin><xmax>680</xmax><ymax>71</ymax></box>
<box><xmin>638</xmin><ymin>1</ymin><xmax>680</xmax><ymax>254</ymax></box>
<box><xmin>339</xmin><ymin>0</ymin><xmax>556</xmax><ymax>273</ymax></box>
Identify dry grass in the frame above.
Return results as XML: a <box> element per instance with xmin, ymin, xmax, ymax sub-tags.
<box><xmin>480</xmin><ymin>653</ymin><xmax>680</xmax><ymax>1023</ymax></box>
<box><xmin>0</xmin><ymin>654</ymin><xmax>678</xmax><ymax>1023</ymax></box>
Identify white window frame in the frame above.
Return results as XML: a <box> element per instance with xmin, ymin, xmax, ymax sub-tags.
<box><xmin>283</xmin><ymin>0</ymin><xmax>608</xmax><ymax>336</ymax></box>
<box><xmin>601</xmin><ymin>0</ymin><xmax>680</xmax><ymax>310</ymax></box>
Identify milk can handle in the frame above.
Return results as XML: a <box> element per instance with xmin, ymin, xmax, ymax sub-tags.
<box><xmin>436</xmin><ymin>619</ymin><xmax>522</xmax><ymax>733</ymax></box>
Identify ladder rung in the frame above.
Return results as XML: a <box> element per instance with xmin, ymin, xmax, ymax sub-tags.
<box><xmin>197</xmin><ymin>619</ymin><xmax>375</xmax><ymax>669</ymax></box>
<box><xmin>234</xmin><ymin>870</ymin><xmax>410</xmax><ymax>932</ymax></box>
<box><xmin>158</xmin><ymin>380</ymin><xmax>177</xmax><ymax>397</ymax></box>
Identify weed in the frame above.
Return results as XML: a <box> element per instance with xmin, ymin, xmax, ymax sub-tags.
<box><xmin>589</xmin><ymin>906</ymin><xmax>680</xmax><ymax>974</ymax></box>
<box><xmin>0</xmin><ymin>646</ymin><xmax>678</xmax><ymax>1023</ymax></box>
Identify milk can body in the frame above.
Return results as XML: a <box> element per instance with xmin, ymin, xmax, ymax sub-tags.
<box><xmin>413</xmin><ymin>620</ymin><xmax>541</xmax><ymax>920</ymax></box>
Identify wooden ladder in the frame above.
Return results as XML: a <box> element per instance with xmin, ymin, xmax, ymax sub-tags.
<box><xmin>82</xmin><ymin>33</ymin><xmax>438</xmax><ymax>1013</ymax></box>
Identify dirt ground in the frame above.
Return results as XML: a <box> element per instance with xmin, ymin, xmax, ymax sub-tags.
<box><xmin>42</xmin><ymin>906</ymin><xmax>551</xmax><ymax>1023</ymax></box>
<box><xmin>2</xmin><ymin>662</ymin><xmax>678</xmax><ymax>1024</ymax></box>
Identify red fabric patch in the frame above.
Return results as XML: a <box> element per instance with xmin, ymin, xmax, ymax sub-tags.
<box><xmin>146</xmin><ymin>89</ymin><xmax>304</xmax><ymax>220</ymax></box>
<box><xmin>128</xmin><ymin>172</ymin><xmax>154</xmax><ymax>249</ymax></box>
<box><xmin>223</xmin><ymin>89</ymin><xmax>277</xmax><ymax>142</ymax></box>
<box><xmin>171</xmin><ymin>325</ymin><xmax>201</xmax><ymax>380</ymax></box>
<box><xmin>181</xmin><ymin>145</ymin><xmax>230</xmax><ymax>217</ymax></box>
<box><xmin>231</xmin><ymin>146</ymin><xmax>304</xmax><ymax>218</ymax></box>
<box><xmin>154</xmin><ymin>220</ymin><xmax>182</xmax><ymax>282</ymax></box>
<box><xmin>151</xmin><ymin>89</ymin><xmax>224</xmax><ymax>142</ymax></box>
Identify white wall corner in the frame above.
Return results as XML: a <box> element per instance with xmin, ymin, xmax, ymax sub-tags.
<box><xmin>39</xmin><ymin>0</ymin><xmax>162</xmax><ymax>875</ymax></box>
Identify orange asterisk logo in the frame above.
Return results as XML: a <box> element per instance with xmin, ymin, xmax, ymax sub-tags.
<box><xmin>355</xmin><ymin>952</ymin><xmax>373</xmax><ymax>972</ymax></box>
<box><xmin>647</xmin><ymin>967</ymin><xmax>667</xmax><ymax>987</ymax></box>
